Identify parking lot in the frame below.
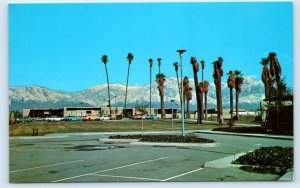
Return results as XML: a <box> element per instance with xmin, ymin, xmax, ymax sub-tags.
<box><xmin>9</xmin><ymin>132</ymin><xmax>293</xmax><ymax>183</ymax></box>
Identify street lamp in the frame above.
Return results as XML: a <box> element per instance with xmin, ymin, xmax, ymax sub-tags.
<box><xmin>170</xmin><ymin>99</ymin><xmax>175</xmax><ymax>132</ymax></box>
<box><xmin>177</xmin><ymin>49</ymin><xmax>186</xmax><ymax>136</ymax></box>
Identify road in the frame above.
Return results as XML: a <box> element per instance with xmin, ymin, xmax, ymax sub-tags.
<box><xmin>9</xmin><ymin>131</ymin><xmax>293</xmax><ymax>183</ymax></box>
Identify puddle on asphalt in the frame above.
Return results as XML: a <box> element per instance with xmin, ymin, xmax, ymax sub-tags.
<box><xmin>66</xmin><ymin>145</ymin><xmax>126</xmax><ymax>151</ymax></box>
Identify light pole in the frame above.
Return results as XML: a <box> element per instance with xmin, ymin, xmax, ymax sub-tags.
<box><xmin>114</xmin><ymin>95</ymin><xmax>117</xmax><ymax>119</ymax></box>
<box><xmin>170</xmin><ymin>99</ymin><xmax>175</xmax><ymax>132</ymax></box>
<box><xmin>177</xmin><ymin>49</ymin><xmax>186</xmax><ymax>136</ymax></box>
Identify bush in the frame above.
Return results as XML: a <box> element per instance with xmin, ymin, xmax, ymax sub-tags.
<box><xmin>233</xmin><ymin>146</ymin><xmax>293</xmax><ymax>175</ymax></box>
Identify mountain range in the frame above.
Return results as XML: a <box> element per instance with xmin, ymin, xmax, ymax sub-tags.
<box><xmin>9</xmin><ymin>76</ymin><xmax>265</xmax><ymax>112</ymax></box>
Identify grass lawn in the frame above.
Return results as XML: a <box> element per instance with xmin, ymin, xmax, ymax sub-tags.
<box><xmin>9</xmin><ymin>119</ymin><xmax>219</xmax><ymax>136</ymax></box>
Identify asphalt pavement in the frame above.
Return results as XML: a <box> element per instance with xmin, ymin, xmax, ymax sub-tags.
<box><xmin>9</xmin><ymin>130</ymin><xmax>293</xmax><ymax>183</ymax></box>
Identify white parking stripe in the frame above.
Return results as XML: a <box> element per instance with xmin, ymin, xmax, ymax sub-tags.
<box><xmin>90</xmin><ymin>174</ymin><xmax>162</xmax><ymax>181</ymax></box>
<box><xmin>162</xmin><ymin>167</ymin><xmax>203</xmax><ymax>182</ymax></box>
<box><xmin>51</xmin><ymin>156</ymin><xmax>169</xmax><ymax>183</ymax></box>
<box><xmin>10</xmin><ymin>160</ymin><xmax>84</xmax><ymax>173</ymax></box>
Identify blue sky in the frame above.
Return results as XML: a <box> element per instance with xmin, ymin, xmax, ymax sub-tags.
<box><xmin>9</xmin><ymin>2</ymin><xmax>293</xmax><ymax>92</ymax></box>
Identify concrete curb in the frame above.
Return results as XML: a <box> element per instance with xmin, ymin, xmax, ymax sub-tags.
<box><xmin>278</xmin><ymin>170</ymin><xmax>294</xmax><ymax>181</ymax></box>
<box><xmin>99</xmin><ymin>138</ymin><xmax>218</xmax><ymax>147</ymax></box>
<box><xmin>204</xmin><ymin>153</ymin><xmax>246</xmax><ymax>168</ymax></box>
<box><xmin>195</xmin><ymin>130</ymin><xmax>293</xmax><ymax>140</ymax></box>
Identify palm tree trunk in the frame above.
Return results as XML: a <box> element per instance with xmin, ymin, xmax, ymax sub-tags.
<box><xmin>215</xmin><ymin>81</ymin><xmax>220</xmax><ymax>122</ymax></box>
<box><xmin>105</xmin><ymin>64</ymin><xmax>112</xmax><ymax>117</ymax></box>
<box><xmin>216</xmin><ymin>74</ymin><xmax>223</xmax><ymax>125</ymax></box>
<box><xmin>124</xmin><ymin>63</ymin><xmax>131</xmax><ymax>117</ymax></box>
<box><xmin>192</xmin><ymin>66</ymin><xmax>201</xmax><ymax>124</ymax></box>
<box><xmin>160</xmin><ymin>94</ymin><xmax>165</xmax><ymax>119</ymax></box>
<box><xmin>186</xmin><ymin>98</ymin><xmax>190</xmax><ymax>119</ymax></box>
<box><xmin>230</xmin><ymin>87</ymin><xmax>233</xmax><ymax>120</ymax></box>
<box><xmin>176</xmin><ymin>71</ymin><xmax>182</xmax><ymax>107</ymax></box>
<box><xmin>204</xmin><ymin>92</ymin><xmax>208</xmax><ymax>120</ymax></box>
<box><xmin>236</xmin><ymin>90</ymin><xmax>239</xmax><ymax>120</ymax></box>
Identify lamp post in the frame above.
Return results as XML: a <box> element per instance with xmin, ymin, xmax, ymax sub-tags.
<box><xmin>177</xmin><ymin>49</ymin><xmax>186</xmax><ymax>136</ymax></box>
<box><xmin>170</xmin><ymin>99</ymin><xmax>175</xmax><ymax>132</ymax></box>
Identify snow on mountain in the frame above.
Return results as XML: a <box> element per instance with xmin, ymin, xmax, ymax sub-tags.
<box><xmin>9</xmin><ymin>76</ymin><xmax>265</xmax><ymax>111</ymax></box>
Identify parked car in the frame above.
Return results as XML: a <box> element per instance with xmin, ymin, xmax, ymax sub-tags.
<box><xmin>132</xmin><ymin>114</ymin><xmax>142</xmax><ymax>120</ymax></box>
<box><xmin>143</xmin><ymin>114</ymin><xmax>159</xmax><ymax>120</ymax></box>
<box><xmin>46</xmin><ymin>117</ymin><xmax>63</xmax><ymax>122</ymax></box>
<box><xmin>63</xmin><ymin>116</ymin><xmax>81</xmax><ymax>121</ymax></box>
<box><xmin>83</xmin><ymin>115</ymin><xmax>97</xmax><ymax>121</ymax></box>
<box><xmin>98</xmin><ymin>115</ymin><xmax>110</xmax><ymax>121</ymax></box>
<box><xmin>16</xmin><ymin>117</ymin><xmax>35</xmax><ymax>123</ymax></box>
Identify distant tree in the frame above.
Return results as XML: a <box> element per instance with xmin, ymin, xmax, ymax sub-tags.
<box><xmin>234</xmin><ymin>70</ymin><xmax>244</xmax><ymax>120</ymax></box>
<box><xmin>124</xmin><ymin>52</ymin><xmax>134</xmax><ymax>117</ymax></box>
<box><xmin>227</xmin><ymin>70</ymin><xmax>235</xmax><ymax>120</ymax></box>
<box><xmin>101</xmin><ymin>55</ymin><xmax>112</xmax><ymax>117</ymax></box>
<box><xmin>135</xmin><ymin>104</ymin><xmax>149</xmax><ymax>115</ymax></box>
<box><xmin>156</xmin><ymin>73</ymin><xmax>166</xmax><ymax>119</ymax></box>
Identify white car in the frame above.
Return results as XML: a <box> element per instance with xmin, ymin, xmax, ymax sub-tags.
<box><xmin>46</xmin><ymin>117</ymin><xmax>63</xmax><ymax>122</ymax></box>
<box><xmin>98</xmin><ymin>115</ymin><xmax>110</xmax><ymax>121</ymax></box>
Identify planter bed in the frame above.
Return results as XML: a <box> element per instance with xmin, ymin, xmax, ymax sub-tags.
<box><xmin>108</xmin><ymin>134</ymin><xmax>215</xmax><ymax>143</ymax></box>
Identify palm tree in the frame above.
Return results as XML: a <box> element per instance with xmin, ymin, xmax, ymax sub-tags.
<box><xmin>156</xmin><ymin>73</ymin><xmax>166</xmax><ymax>119</ymax></box>
<box><xmin>227</xmin><ymin>70</ymin><xmax>235</xmax><ymax>120</ymax></box>
<box><xmin>183</xmin><ymin>76</ymin><xmax>191</xmax><ymax>119</ymax></box>
<box><xmin>149</xmin><ymin>58</ymin><xmax>153</xmax><ymax>115</ymax></box>
<box><xmin>173</xmin><ymin>62</ymin><xmax>182</xmax><ymax>106</ymax></box>
<box><xmin>158</xmin><ymin>58</ymin><xmax>162</xmax><ymax>74</ymax></box>
<box><xmin>190</xmin><ymin>57</ymin><xmax>201</xmax><ymax>124</ymax></box>
<box><xmin>268</xmin><ymin>52</ymin><xmax>281</xmax><ymax>86</ymax></box>
<box><xmin>234</xmin><ymin>70</ymin><xmax>244</xmax><ymax>120</ymax></box>
<box><xmin>101</xmin><ymin>55</ymin><xmax>111</xmax><ymax>117</ymax></box>
<box><xmin>260</xmin><ymin>58</ymin><xmax>273</xmax><ymax>99</ymax></box>
<box><xmin>124</xmin><ymin>52</ymin><xmax>134</xmax><ymax>117</ymax></box>
<box><xmin>213</xmin><ymin>57</ymin><xmax>224</xmax><ymax>125</ymax></box>
<box><xmin>203</xmin><ymin>80</ymin><xmax>209</xmax><ymax>120</ymax></box>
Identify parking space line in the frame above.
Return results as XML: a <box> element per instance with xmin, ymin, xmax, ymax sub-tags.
<box><xmin>51</xmin><ymin>156</ymin><xmax>169</xmax><ymax>183</ymax></box>
<box><xmin>10</xmin><ymin>160</ymin><xmax>84</xmax><ymax>173</ymax></box>
<box><xmin>10</xmin><ymin>148</ymin><xmax>62</xmax><ymax>152</ymax></box>
<box><xmin>162</xmin><ymin>167</ymin><xmax>203</xmax><ymax>182</ymax></box>
<box><xmin>90</xmin><ymin>174</ymin><xmax>162</xmax><ymax>181</ymax></box>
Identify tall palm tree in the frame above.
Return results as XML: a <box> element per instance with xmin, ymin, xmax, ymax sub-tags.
<box><xmin>158</xmin><ymin>58</ymin><xmax>162</xmax><ymax>74</ymax></box>
<box><xmin>260</xmin><ymin>58</ymin><xmax>272</xmax><ymax>99</ymax></box>
<box><xmin>173</xmin><ymin>62</ymin><xmax>182</xmax><ymax>107</ymax></box>
<box><xmin>156</xmin><ymin>73</ymin><xmax>166</xmax><ymax>119</ymax></box>
<box><xmin>183</xmin><ymin>76</ymin><xmax>190</xmax><ymax>119</ymax></box>
<box><xmin>234</xmin><ymin>70</ymin><xmax>244</xmax><ymax>120</ymax></box>
<box><xmin>213</xmin><ymin>57</ymin><xmax>224</xmax><ymax>125</ymax></box>
<box><xmin>227</xmin><ymin>70</ymin><xmax>235</xmax><ymax>120</ymax></box>
<box><xmin>203</xmin><ymin>80</ymin><xmax>209</xmax><ymax>120</ymax></box>
<box><xmin>124</xmin><ymin>52</ymin><xmax>134</xmax><ymax>117</ymax></box>
<box><xmin>149</xmin><ymin>58</ymin><xmax>153</xmax><ymax>115</ymax></box>
<box><xmin>190</xmin><ymin>57</ymin><xmax>201</xmax><ymax>124</ymax></box>
<box><xmin>268</xmin><ymin>52</ymin><xmax>281</xmax><ymax>86</ymax></box>
<box><xmin>101</xmin><ymin>55</ymin><xmax>111</xmax><ymax>117</ymax></box>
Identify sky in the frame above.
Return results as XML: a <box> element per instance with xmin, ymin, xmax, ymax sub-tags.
<box><xmin>9</xmin><ymin>2</ymin><xmax>293</xmax><ymax>92</ymax></box>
